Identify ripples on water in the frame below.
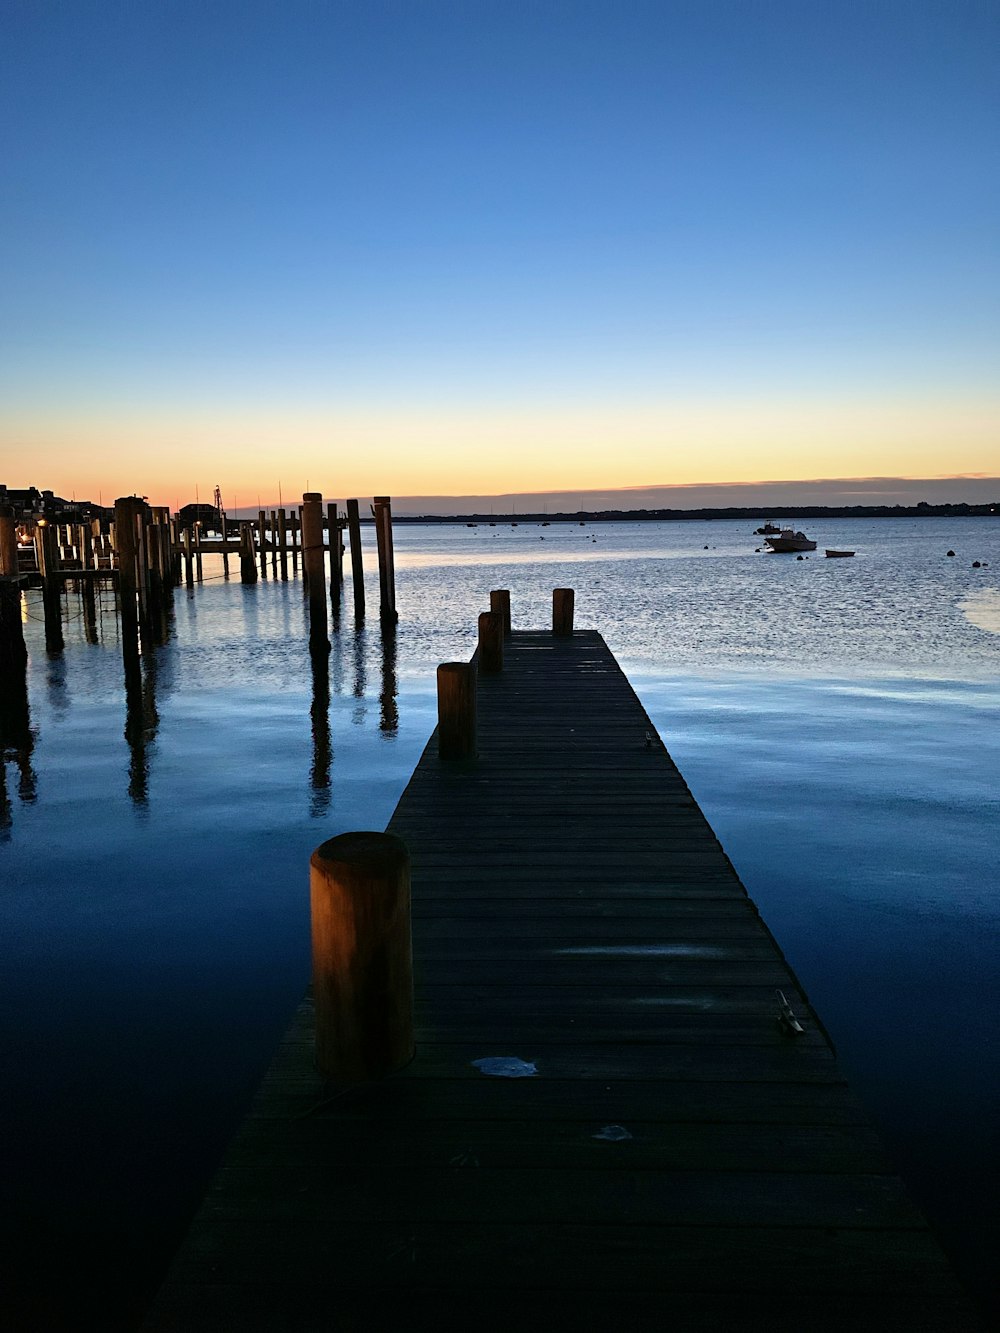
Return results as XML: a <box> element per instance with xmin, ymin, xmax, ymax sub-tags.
<box><xmin>1</xmin><ymin>517</ymin><xmax>997</xmax><ymax>1326</ymax></box>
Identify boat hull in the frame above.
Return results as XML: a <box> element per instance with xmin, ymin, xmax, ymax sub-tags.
<box><xmin>765</xmin><ymin>537</ymin><xmax>817</xmax><ymax>552</ymax></box>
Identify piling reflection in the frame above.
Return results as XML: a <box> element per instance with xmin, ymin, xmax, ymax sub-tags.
<box><xmin>0</xmin><ymin>663</ymin><xmax>36</xmax><ymax>839</ymax></box>
<box><xmin>124</xmin><ymin>653</ymin><xmax>160</xmax><ymax>810</ymax></box>
<box><xmin>309</xmin><ymin>649</ymin><xmax>332</xmax><ymax>818</ymax></box>
<box><xmin>379</xmin><ymin>620</ymin><xmax>398</xmax><ymax>736</ymax></box>
<box><xmin>351</xmin><ymin>624</ymin><xmax>368</xmax><ymax>726</ymax></box>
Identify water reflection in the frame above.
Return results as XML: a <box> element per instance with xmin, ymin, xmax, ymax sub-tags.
<box><xmin>124</xmin><ymin>654</ymin><xmax>160</xmax><ymax>810</ymax></box>
<box><xmin>351</xmin><ymin>624</ymin><xmax>367</xmax><ymax>726</ymax></box>
<box><xmin>379</xmin><ymin>620</ymin><xmax>398</xmax><ymax>736</ymax></box>
<box><xmin>0</xmin><ymin>665</ymin><xmax>36</xmax><ymax>839</ymax></box>
<box><xmin>309</xmin><ymin>649</ymin><xmax>332</xmax><ymax>818</ymax></box>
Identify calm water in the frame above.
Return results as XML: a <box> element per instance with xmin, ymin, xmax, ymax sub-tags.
<box><xmin>2</xmin><ymin>517</ymin><xmax>998</xmax><ymax>1326</ymax></box>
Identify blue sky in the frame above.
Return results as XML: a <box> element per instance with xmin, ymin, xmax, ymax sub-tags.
<box><xmin>2</xmin><ymin>1</ymin><xmax>997</xmax><ymax>504</ymax></box>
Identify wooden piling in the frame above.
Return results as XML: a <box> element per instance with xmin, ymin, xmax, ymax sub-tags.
<box><xmin>269</xmin><ymin>511</ymin><xmax>277</xmax><ymax>573</ymax></box>
<box><xmin>239</xmin><ymin>523</ymin><xmax>258</xmax><ymax>584</ymax></box>
<box><xmin>258</xmin><ymin>510</ymin><xmax>268</xmax><ymax>579</ymax></box>
<box><xmin>346</xmin><ymin>499</ymin><xmax>364</xmax><ymax>619</ymax></box>
<box><xmin>372</xmin><ymin>495</ymin><xmax>397</xmax><ymax>623</ymax></box>
<box><xmin>0</xmin><ymin>506</ymin><xmax>19</xmax><ymax>577</ymax></box>
<box><xmin>0</xmin><ymin>577</ymin><xmax>27</xmax><ymax>677</ymax></box>
<box><xmin>290</xmin><ymin>509</ymin><xmax>300</xmax><ymax>576</ymax></box>
<box><xmin>220</xmin><ymin>512</ymin><xmax>230</xmax><ymax>578</ymax></box>
<box><xmin>489</xmin><ymin>588</ymin><xmax>512</xmax><ymax>634</ymax></box>
<box><xmin>301</xmin><ymin>493</ymin><xmax>329</xmax><ymax>651</ymax></box>
<box><xmin>182</xmin><ymin>527</ymin><xmax>194</xmax><ymax>587</ymax></box>
<box><xmin>194</xmin><ymin>523</ymin><xmax>203</xmax><ymax>582</ymax></box>
<box><xmin>326</xmin><ymin>502</ymin><xmax>342</xmax><ymax>607</ymax></box>
<box><xmin>437</xmin><ymin>661</ymin><xmax>477</xmax><ymax>759</ymax></box>
<box><xmin>477</xmin><ymin>610</ymin><xmax>504</xmax><ymax>673</ymax></box>
<box><xmin>277</xmin><ymin>509</ymin><xmax>288</xmax><ymax>581</ymax></box>
<box><xmin>35</xmin><ymin>520</ymin><xmax>64</xmax><ymax>653</ymax></box>
<box><xmin>553</xmin><ymin>586</ymin><xmax>575</xmax><ymax>636</ymax></box>
<box><xmin>309</xmin><ymin>831</ymin><xmax>414</xmax><ymax>1083</ymax></box>
<box><xmin>114</xmin><ymin>498</ymin><xmax>142</xmax><ymax>661</ymax></box>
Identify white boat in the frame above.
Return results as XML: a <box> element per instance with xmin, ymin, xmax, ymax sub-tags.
<box><xmin>764</xmin><ymin>529</ymin><xmax>817</xmax><ymax>552</ymax></box>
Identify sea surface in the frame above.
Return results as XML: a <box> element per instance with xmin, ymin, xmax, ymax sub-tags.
<box><xmin>2</xmin><ymin>516</ymin><xmax>997</xmax><ymax>1327</ymax></box>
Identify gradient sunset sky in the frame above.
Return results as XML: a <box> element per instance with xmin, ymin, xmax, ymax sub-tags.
<box><xmin>2</xmin><ymin>1</ymin><xmax>997</xmax><ymax>510</ymax></box>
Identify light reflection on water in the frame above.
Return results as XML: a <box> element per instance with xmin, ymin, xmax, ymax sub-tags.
<box><xmin>0</xmin><ymin>516</ymin><xmax>997</xmax><ymax>1325</ymax></box>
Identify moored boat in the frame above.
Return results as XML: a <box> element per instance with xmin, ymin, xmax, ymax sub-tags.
<box><xmin>825</xmin><ymin>549</ymin><xmax>855</xmax><ymax>558</ymax></box>
<box><xmin>764</xmin><ymin>529</ymin><xmax>817</xmax><ymax>552</ymax></box>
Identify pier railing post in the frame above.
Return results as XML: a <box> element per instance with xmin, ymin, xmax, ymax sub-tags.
<box><xmin>489</xmin><ymin>588</ymin><xmax>511</xmax><ymax>635</ymax></box>
<box><xmin>437</xmin><ymin>661</ymin><xmax>477</xmax><ymax>759</ymax></box>
<box><xmin>553</xmin><ymin>587</ymin><xmax>575</xmax><ymax>637</ymax></box>
<box><xmin>301</xmin><ymin>492</ymin><xmax>329</xmax><ymax>652</ymax></box>
<box><xmin>310</xmin><ymin>831</ymin><xmax>414</xmax><ymax>1082</ymax></box>
<box><xmin>478</xmin><ymin>610</ymin><xmax>503</xmax><ymax>673</ymax></box>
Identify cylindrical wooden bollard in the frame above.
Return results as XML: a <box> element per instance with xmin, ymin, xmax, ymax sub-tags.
<box><xmin>437</xmin><ymin>661</ymin><xmax>477</xmax><ymax>759</ymax></box>
<box><xmin>0</xmin><ymin>506</ymin><xmax>19</xmax><ymax>577</ymax></box>
<box><xmin>310</xmin><ymin>831</ymin><xmax>414</xmax><ymax>1083</ymax></box>
<box><xmin>239</xmin><ymin>522</ymin><xmax>258</xmax><ymax>584</ymax></box>
<box><xmin>478</xmin><ymin>610</ymin><xmax>503</xmax><ymax>673</ymax></box>
<box><xmin>301</xmin><ymin>492</ymin><xmax>329</xmax><ymax>651</ymax></box>
<box><xmin>489</xmin><ymin>588</ymin><xmax>511</xmax><ymax>635</ymax></box>
<box><xmin>553</xmin><ymin>587</ymin><xmax>575</xmax><ymax>636</ymax></box>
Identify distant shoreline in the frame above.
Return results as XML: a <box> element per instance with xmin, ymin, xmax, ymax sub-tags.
<box><xmin>389</xmin><ymin>502</ymin><xmax>999</xmax><ymax>524</ymax></box>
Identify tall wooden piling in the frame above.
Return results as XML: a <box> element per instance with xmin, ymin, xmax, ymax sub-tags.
<box><xmin>309</xmin><ymin>831</ymin><xmax>414</xmax><ymax>1083</ymax></box>
<box><xmin>372</xmin><ymin>495</ymin><xmax>397</xmax><ymax>623</ymax></box>
<box><xmin>290</xmin><ymin>509</ymin><xmax>300</xmax><ymax>576</ymax></box>
<box><xmin>437</xmin><ymin>661</ymin><xmax>477</xmax><ymax>759</ymax></box>
<box><xmin>346</xmin><ymin>499</ymin><xmax>364</xmax><ymax>619</ymax></box>
<box><xmin>301</xmin><ymin>493</ymin><xmax>329</xmax><ymax>652</ymax></box>
<box><xmin>478</xmin><ymin>610</ymin><xmax>503</xmax><ymax>673</ymax></box>
<box><xmin>193</xmin><ymin>523</ymin><xmax>204</xmax><ymax>582</ymax></box>
<box><xmin>0</xmin><ymin>506</ymin><xmax>20</xmax><ymax>577</ymax></box>
<box><xmin>0</xmin><ymin>577</ymin><xmax>27</xmax><ymax>677</ymax></box>
<box><xmin>220</xmin><ymin>512</ymin><xmax>230</xmax><ymax>578</ymax></box>
<box><xmin>35</xmin><ymin>520</ymin><xmax>64</xmax><ymax>653</ymax></box>
<box><xmin>277</xmin><ymin>509</ymin><xmax>288</xmax><ymax>581</ymax></box>
<box><xmin>182</xmin><ymin>527</ymin><xmax>194</xmax><ymax>587</ymax></box>
<box><xmin>258</xmin><ymin>510</ymin><xmax>268</xmax><ymax>579</ymax></box>
<box><xmin>114</xmin><ymin>497</ymin><xmax>143</xmax><ymax>662</ymax></box>
<box><xmin>489</xmin><ymin>588</ymin><xmax>512</xmax><ymax>634</ymax></box>
<box><xmin>326</xmin><ymin>502</ymin><xmax>342</xmax><ymax>607</ymax></box>
<box><xmin>239</xmin><ymin>523</ymin><xmax>258</xmax><ymax>585</ymax></box>
<box><xmin>269</xmin><ymin>511</ymin><xmax>277</xmax><ymax>573</ymax></box>
<box><xmin>553</xmin><ymin>586</ymin><xmax>575</xmax><ymax>636</ymax></box>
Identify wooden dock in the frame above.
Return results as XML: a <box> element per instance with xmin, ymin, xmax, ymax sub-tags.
<box><xmin>144</xmin><ymin>629</ymin><xmax>977</xmax><ymax>1330</ymax></box>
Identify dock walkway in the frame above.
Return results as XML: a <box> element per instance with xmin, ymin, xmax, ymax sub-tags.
<box><xmin>145</xmin><ymin>629</ymin><xmax>976</xmax><ymax>1329</ymax></box>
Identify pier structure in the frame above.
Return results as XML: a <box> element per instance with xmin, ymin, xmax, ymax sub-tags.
<box><xmin>143</xmin><ymin>609</ymin><xmax>976</xmax><ymax>1329</ymax></box>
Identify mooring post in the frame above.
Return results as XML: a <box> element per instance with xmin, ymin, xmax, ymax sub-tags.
<box><xmin>0</xmin><ymin>505</ymin><xmax>19</xmax><ymax>577</ymax></box>
<box><xmin>0</xmin><ymin>577</ymin><xmax>27</xmax><ymax>678</ymax></box>
<box><xmin>193</xmin><ymin>522</ymin><xmax>204</xmax><ymax>582</ymax></box>
<box><xmin>310</xmin><ymin>831</ymin><xmax>414</xmax><ymax>1082</ymax></box>
<box><xmin>437</xmin><ymin>661</ymin><xmax>477</xmax><ymax>759</ymax></box>
<box><xmin>489</xmin><ymin>588</ymin><xmax>512</xmax><ymax>635</ymax></box>
<box><xmin>239</xmin><ymin>522</ymin><xmax>258</xmax><ymax>584</ymax></box>
<box><xmin>346</xmin><ymin>499</ymin><xmax>365</xmax><ymax>619</ymax></box>
<box><xmin>218</xmin><ymin>511</ymin><xmax>229</xmax><ymax>579</ymax></box>
<box><xmin>326</xmin><ymin>502</ymin><xmax>342</xmax><ymax>607</ymax></box>
<box><xmin>553</xmin><ymin>587</ymin><xmax>575</xmax><ymax>636</ymax></box>
<box><xmin>182</xmin><ymin>526</ymin><xmax>194</xmax><ymax>587</ymax></box>
<box><xmin>269</xmin><ymin>510</ymin><xmax>277</xmax><ymax>573</ymax></box>
<box><xmin>372</xmin><ymin>495</ymin><xmax>397</xmax><ymax>623</ymax></box>
<box><xmin>114</xmin><ymin>497</ymin><xmax>142</xmax><ymax>663</ymax></box>
<box><xmin>277</xmin><ymin>508</ymin><xmax>288</xmax><ymax>581</ymax></box>
<box><xmin>290</xmin><ymin>508</ymin><xmax>300</xmax><ymax>576</ymax></box>
<box><xmin>35</xmin><ymin>519</ymin><xmax>64</xmax><ymax>653</ymax></box>
<box><xmin>478</xmin><ymin>610</ymin><xmax>503</xmax><ymax>673</ymax></box>
<box><xmin>258</xmin><ymin>509</ymin><xmax>268</xmax><ymax>579</ymax></box>
<box><xmin>301</xmin><ymin>492</ymin><xmax>329</xmax><ymax>651</ymax></box>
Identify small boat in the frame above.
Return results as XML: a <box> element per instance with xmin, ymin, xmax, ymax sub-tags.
<box><xmin>764</xmin><ymin>529</ymin><xmax>817</xmax><ymax>553</ymax></box>
<box><xmin>825</xmin><ymin>549</ymin><xmax>855</xmax><ymax>558</ymax></box>
<box><xmin>755</xmin><ymin>521</ymin><xmax>781</xmax><ymax>535</ymax></box>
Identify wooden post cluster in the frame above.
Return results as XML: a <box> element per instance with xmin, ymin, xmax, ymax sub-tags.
<box><xmin>346</xmin><ymin>498</ymin><xmax>364</xmax><ymax>619</ymax></box>
<box><xmin>553</xmin><ymin>587</ymin><xmax>575</xmax><ymax>636</ymax></box>
<box><xmin>372</xmin><ymin>496</ymin><xmax>397</xmax><ymax>623</ymax></box>
<box><xmin>437</xmin><ymin>661</ymin><xmax>477</xmax><ymax>759</ymax></box>
<box><xmin>310</xmin><ymin>831</ymin><xmax>414</xmax><ymax>1082</ymax></box>
<box><xmin>301</xmin><ymin>492</ymin><xmax>329</xmax><ymax>652</ymax></box>
<box><xmin>489</xmin><ymin>588</ymin><xmax>511</xmax><ymax>635</ymax></box>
